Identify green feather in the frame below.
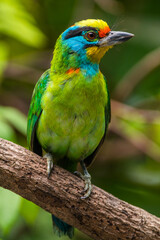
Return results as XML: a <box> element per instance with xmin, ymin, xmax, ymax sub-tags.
<box><xmin>35</xmin><ymin>69</ymin><xmax>108</xmax><ymax>165</ymax></box>
<box><xmin>27</xmin><ymin>69</ymin><xmax>50</xmax><ymax>153</ymax></box>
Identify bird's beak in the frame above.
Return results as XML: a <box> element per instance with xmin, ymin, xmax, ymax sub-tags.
<box><xmin>99</xmin><ymin>31</ymin><xmax>134</xmax><ymax>47</ymax></box>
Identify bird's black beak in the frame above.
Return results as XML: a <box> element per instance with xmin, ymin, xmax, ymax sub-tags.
<box><xmin>99</xmin><ymin>31</ymin><xmax>134</xmax><ymax>47</ymax></box>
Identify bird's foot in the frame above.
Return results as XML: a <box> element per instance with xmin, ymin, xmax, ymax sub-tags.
<box><xmin>44</xmin><ymin>153</ymin><xmax>54</xmax><ymax>178</ymax></box>
<box><xmin>74</xmin><ymin>171</ymin><xmax>92</xmax><ymax>199</ymax></box>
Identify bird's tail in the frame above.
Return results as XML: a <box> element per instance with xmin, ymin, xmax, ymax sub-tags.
<box><xmin>52</xmin><ymin>214</ymin><xmax>74</xmax><ymax>239</ymax></box>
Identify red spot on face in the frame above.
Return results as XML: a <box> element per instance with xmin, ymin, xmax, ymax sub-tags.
<box><xmin>99</xmin><ymin>26</ymin><xmax>111</xmax><ymax>38</ymax></box>
<box><xmin>66</xmin><ymin>68</ymin><xmax>80</xmax><ymax>74</ymax></box>
<box><xmin>75</xmin><ymin>68</ymin><xmax>80</xmax><ymax>73</ymax></box>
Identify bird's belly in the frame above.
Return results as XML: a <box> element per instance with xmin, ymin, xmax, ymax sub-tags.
<box><xmin>37</xmin><ymin>104</ymin><xmax>105</xmax><ymax>161</ymax></box>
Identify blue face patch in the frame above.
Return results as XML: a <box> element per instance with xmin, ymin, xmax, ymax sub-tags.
<box><xmin>61</xmin><ymin>26</ymin><xmax>99</xmax><ymax>76</ymax></box>
<box><xmin>62</xmin><ymin>26</ymin><xmax>99</xmax><ymax>53</ymax></box>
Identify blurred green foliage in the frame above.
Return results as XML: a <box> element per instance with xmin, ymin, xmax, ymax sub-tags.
<box><xmin>0</xmin><ymin>0</ymin><xmax>160</xmax><ymax>239</ymax></box>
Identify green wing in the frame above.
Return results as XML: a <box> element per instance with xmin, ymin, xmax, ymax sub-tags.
<box><xmin>27</xmin><ymin>69</ymin><xmax>50</xmax><ymax>155</ymax></box>
<box><xmin>84</xmin><ymin>76</ymin><xmax>111</xmax><ymax>167</ymax></box>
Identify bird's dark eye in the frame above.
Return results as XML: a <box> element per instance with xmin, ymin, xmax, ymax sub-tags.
<box><xmin>84</xmin><ymin>31</ymin><xmax>97</xmax><ymax>41</ymax></box>
<box><xmin>87</xmin><ymin>32</ymin><xmax>96</xmax><ymax>39</ymax></box>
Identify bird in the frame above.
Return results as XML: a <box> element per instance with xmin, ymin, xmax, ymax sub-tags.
<box><xmin>27</xmin><ymin>19</ymin><xmax>134</xmax><ymax>239</ymax></box>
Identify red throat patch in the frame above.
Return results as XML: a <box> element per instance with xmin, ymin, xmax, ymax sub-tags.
<box><xmin>66</xmin><ymin>68</ymin><xmax>80</xmax><ymax>74</ymax></box>
<box><xmin>99</xmin><ymin>26</ymin><xmax>111</xmax><ymax>38</ymax></box>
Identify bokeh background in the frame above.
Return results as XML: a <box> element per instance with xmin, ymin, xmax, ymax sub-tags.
<box><xmin>0</xmin><ymin>0</ymin><xmax>160</xmax><ymax>239</ymax></box>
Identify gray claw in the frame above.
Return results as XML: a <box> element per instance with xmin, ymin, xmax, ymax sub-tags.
<box><xmin>80</xmin><ymin>173</ymin><xmax>92</xmax><ymax>199</ymax></box>
<box><xmin>44</xmin><ymin>153</ymin><xmax>54</xmax><ymax>178</ymax></box>
<box><xmin>74</xmin><ymin>170</ymin><xmax>92</xmax><ymax>199</ymax></box>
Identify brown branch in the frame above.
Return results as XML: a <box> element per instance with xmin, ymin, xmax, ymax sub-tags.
<box><xmin>0</xmin><ymin>138</ymin><xmax>160</xmax><ymax>240</ymax></box>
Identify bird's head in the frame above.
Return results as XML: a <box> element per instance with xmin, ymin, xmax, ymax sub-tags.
<box><xmin>51</xmin><ymin>19</ymin><xmax>134</xmax><ymax>73</ymax></box>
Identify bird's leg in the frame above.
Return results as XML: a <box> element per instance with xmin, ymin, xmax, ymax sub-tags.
<box><xmin>44</xmin><ymin>153</ymin><xmax>54</xmax><ymax>178</ymax></box>
<box><xmin>74</xmin><ymin>160</ymin><xmax>92</xmax><ymax>199</ymax></box>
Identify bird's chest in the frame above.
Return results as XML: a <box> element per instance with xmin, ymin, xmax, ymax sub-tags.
<box><xmin>41</xmin><ymin>88</ymin><xmax>103</xmax><ymax>134</ymax></box>
<box><xmin>37</xmin><ymin>75</ymin><xmax>107</xmax><ymax>160</ymax></box>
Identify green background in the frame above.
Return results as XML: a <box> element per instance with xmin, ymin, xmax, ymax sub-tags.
<box><xmin>0</xmin><ymin>0</ymin><xmax>160</xmax><ymax>239</ymax></box>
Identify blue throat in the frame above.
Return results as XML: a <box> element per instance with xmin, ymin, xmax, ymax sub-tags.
<box><xmin>81</xmin><ymin>61</ymin><xmax>99</xmax><ymax>78</ymax></box>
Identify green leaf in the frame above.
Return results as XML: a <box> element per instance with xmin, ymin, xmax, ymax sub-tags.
<box><xmin>20</xmin><ymin>199</ymin><xmax>39</xmax><ymax>225</ymax></box>
<box><xmin>0</xmin><ymin>188</ymin><xmax>21</xmax><ymax>235</ymax></box>
<box><xmin>0</xmin><ymin>118</ymin><xmax>16</xmax><ymax>141</ymax></box>
<box><xmin>0</xmin><ymin>106</ymin><xmax>27</xmax><ymax>136</ymax></box>
<box><xmin>0</xmin><ymin>0</ymin><xmax>47</xmax><ymax>47</ymax></box>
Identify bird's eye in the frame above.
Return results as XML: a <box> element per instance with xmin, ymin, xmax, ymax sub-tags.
<box><xmin>84</xmin><ymin>31</ymin><xmax>97</xmax><ymax>41</ymax></box>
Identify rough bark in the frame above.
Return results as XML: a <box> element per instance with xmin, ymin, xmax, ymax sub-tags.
<box><xmin>0</xmin><ymin>138</ymin><xmax>160</xmax><ymax>240</ymax></box>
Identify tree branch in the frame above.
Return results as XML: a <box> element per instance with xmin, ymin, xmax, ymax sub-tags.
<box><xmin>0</xmin><ymin>138</ymin><xmax>160</xmax><ymax>240</ymax></box>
